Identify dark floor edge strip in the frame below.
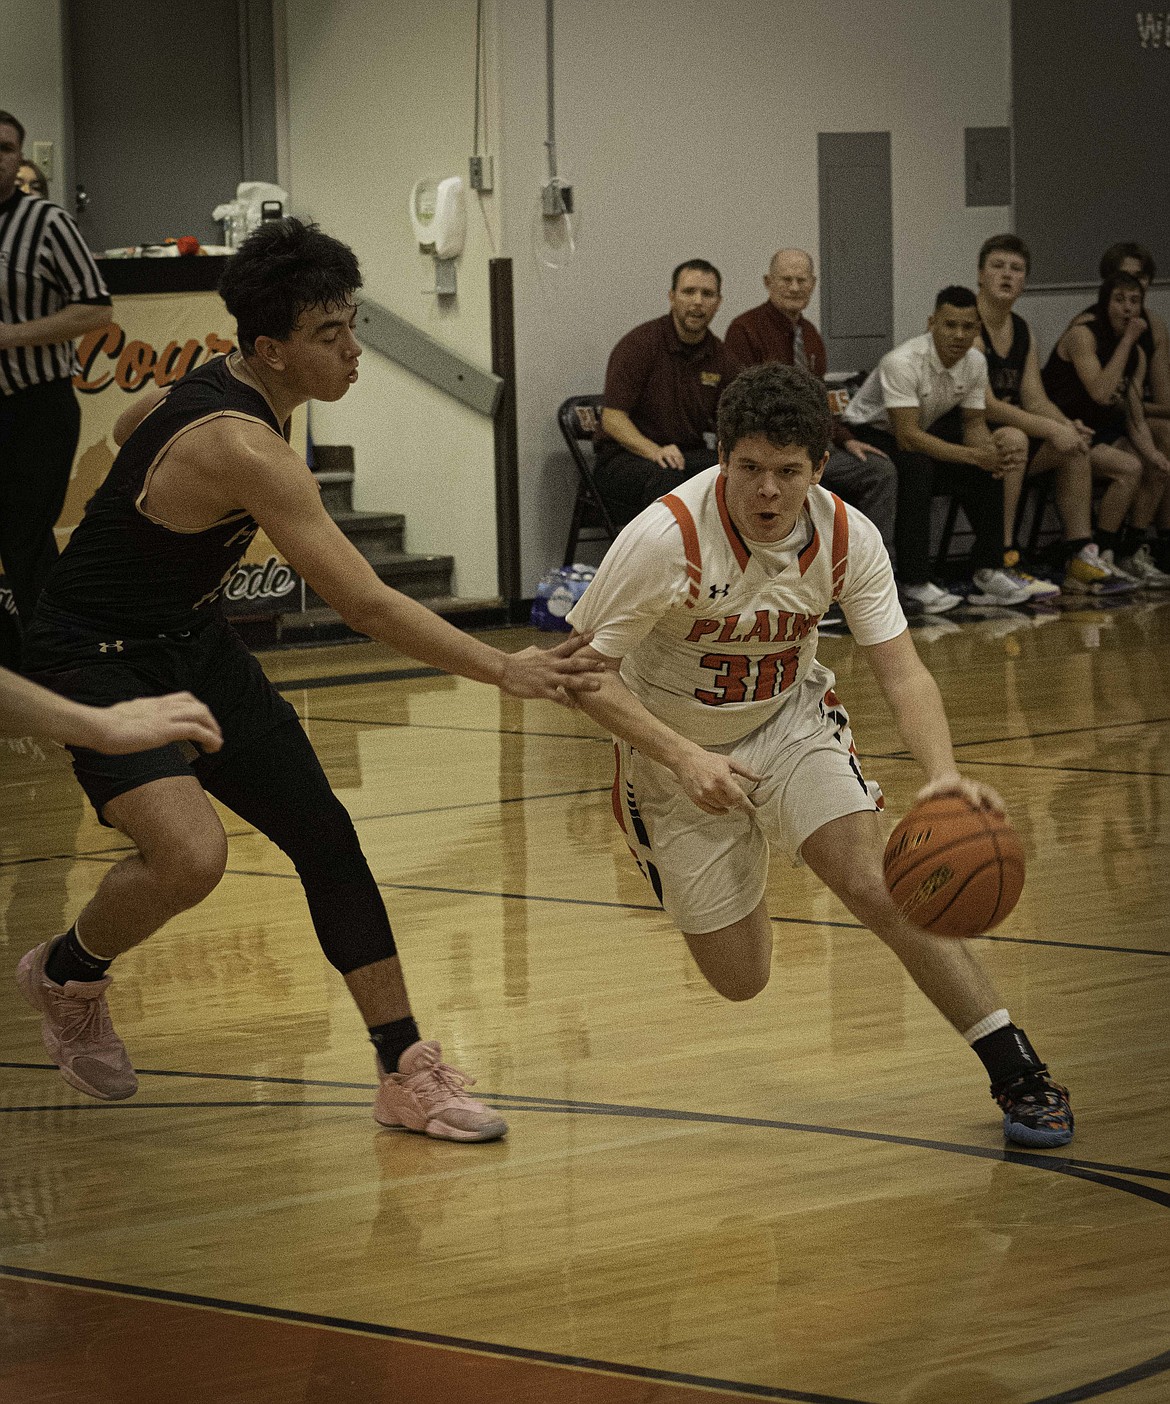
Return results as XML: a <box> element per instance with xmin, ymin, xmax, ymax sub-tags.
<box><xmin>0</xmin><ymin>1265</ymin><xmax>870</xmax><ymax>1404</ymax></box>
<box><xmin>274</xmin><ymin>665</ymin><xmax>444</xmax><ymax>692</ymax></box>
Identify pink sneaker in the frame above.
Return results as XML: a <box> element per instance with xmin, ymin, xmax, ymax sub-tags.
<box><xmin>15</xmin><ymin>941</ymin><xmax>138</xmax><ymax>1101</ymax></box>
<box><xmin>373</xmin><ymin>1040</ymin><xmax>507</xmax><ymax>1143</ymax></box>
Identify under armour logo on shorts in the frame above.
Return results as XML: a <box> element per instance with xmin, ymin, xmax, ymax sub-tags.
<box><xmin>98</xmin><ymin>640</ymin><xmax>124</xmax><ymax>653</ymax></box>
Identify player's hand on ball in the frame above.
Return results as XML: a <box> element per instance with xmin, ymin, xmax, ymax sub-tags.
<box><xmin>499</xmin><ymin>631</ymin><xmax>605</xmax><ymax>704</ymax></box>
<box><xmin>915</xmin><ymin>772</ymin><xmax>1005</xmax><ymax>816</ymax></box>
<box><xmin>677</xmin><ymin>750</ymin><xmax>763</xmax><ymax>815</ymax></box>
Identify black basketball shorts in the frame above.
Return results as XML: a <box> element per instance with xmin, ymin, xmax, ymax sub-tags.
<box><xmin>22</xmin><ymin>602</ymin><xmax>299</xmax><ymax>824</ymax></box>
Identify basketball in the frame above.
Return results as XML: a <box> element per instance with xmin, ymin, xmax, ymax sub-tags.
<box><xmin>882</xmin><ymin>795</ymin><xmax>1025</xmax><ymax>938</ymax></box>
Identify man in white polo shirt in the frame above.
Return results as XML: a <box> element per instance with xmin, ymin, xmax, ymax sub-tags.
<box><xmin>842</xmin><ymin>286</ymin><xmax>1029</xmax><ymax>611</ymax></box>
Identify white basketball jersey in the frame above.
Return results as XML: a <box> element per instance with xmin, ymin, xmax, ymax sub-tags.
<box><xmin>568</xmin><ymin>468</ymin><xmax>905</xmax><ymax>746</ymax></box>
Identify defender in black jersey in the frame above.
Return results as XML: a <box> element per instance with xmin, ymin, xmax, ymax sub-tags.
<box><xmin>974</xmin><ymin>233</ymin><xmax>1132</xmax><ymax>596</ymax></box>
<box><xmin>16</xmin><ymin>219</ymin><xmax>603</xmax><ymax>1141</ymax></box>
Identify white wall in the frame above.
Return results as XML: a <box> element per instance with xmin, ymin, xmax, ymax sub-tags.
<box><xmin>497</xmin><ymin>0</ymin><xmax>1020</xmax><ymax>589</ymax></box>
<box><xmin>283</xmin><ymin>0</ymin><xmax>500</xmax><ymax>599</ymax></box>
<box><xmin>0</xmin><ymin>0</ymin><xmax>67</xmax><ymax>204</ymax></box>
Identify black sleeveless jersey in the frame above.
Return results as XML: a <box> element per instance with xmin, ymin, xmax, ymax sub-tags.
<box><xmin>1041</xmin><ymin>319</ymin><xmax>1131</xmax><ymax>443</ymax></box>
<box><xmin>979</xmin><ymin>312</ymin><xmax>1031</xmax><ymax>406</ymax></box>
<box><xmin>43</xmin><ymin>355</ymin><xmax>286</xmax><ymax>634</ymax></box>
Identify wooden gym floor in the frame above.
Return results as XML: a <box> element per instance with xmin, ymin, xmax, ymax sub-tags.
<box><xmin>2</xmin><ymin>598</ymin><xmax>1168</xmax><ymax>1404</ymax></box>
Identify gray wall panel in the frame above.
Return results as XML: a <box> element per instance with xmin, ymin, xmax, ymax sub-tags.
<box><xmin>1012</xmin><ymin>0</ymin><xmax>1168</xmax><ymax>285</ymax></box>
<box><xmin>817</xmin><ymin>131</ymin><xmax>893</xmax><ymax>372</ymax></box>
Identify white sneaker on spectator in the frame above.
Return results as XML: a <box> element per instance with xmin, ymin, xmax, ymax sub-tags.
<box><xmin>967</xmin><ymin>568</ymin><xmax>1031</xmax><ymax>607</ymax></box>
<box><xmin>1002</xmin><ymin>550</ymin><xmax>1062</xmax><ymax>601</ymax></box>
<box><xmin>899</xmin><ymin>581</ymin><xmax>963</xmax><ymax>614</ymax></box>
<box><xmin>1100</xmin><ymin>548</ymin><xmax>1141</xmax><ymax>585</ymax></box>
<box><xmin>1063</xmin><ymin>543</ymin><xmax>1135</xmax><ymax>595</ymax></box>
<box><xmin>1116</xmin><ymin>544</ymin><xmax>1170</xmax><ymax>590</ymax></box>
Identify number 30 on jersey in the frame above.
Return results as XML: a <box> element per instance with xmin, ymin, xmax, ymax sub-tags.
<box><xmin>695</xmin><ymin>648</ymin><xmax>800</xmax><ymax>705</ymax></box>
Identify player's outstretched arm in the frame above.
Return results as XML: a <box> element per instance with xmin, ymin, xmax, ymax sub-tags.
<box><xmin>572</xmin><ymin>645</ymin><xmax>760</xmax><ymax>815</ymax></box>
<box><xmin>0</xmin><ymin>668</ymin><xmax>223</xmax><ymax>754</ymax></box>
<box><xmin>862</xmin><ymin>630</ymin><xmax>1004</xmax><ymax>813</ymax></box>
<box><xmin>233</xmin><ymin>433</ymin><xmax>605</xmax><ymax>704</ymax></box>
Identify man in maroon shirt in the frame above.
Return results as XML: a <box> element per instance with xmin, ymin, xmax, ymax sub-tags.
<box><xmin>593</xmin><ymin>259</ymin><xmax>741</xmax><ymax>527</ymax></box>
<box><xmin>725</xmin><ymin>249</ymin><xmax>896</xmax><ymax>553</ymax></box>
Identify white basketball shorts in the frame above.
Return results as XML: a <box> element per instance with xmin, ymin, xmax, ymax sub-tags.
<box><xmin>610</xmin><ymin>671</ymin><xmax>882</xmax><ymax>935</ymax></box>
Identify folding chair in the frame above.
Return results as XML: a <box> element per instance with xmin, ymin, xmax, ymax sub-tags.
<box><xmin>558</xmin><ymin>395</ymin><xmax>619</xmax><ymax>566</ymax></box>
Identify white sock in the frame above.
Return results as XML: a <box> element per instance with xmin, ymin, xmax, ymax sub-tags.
<box><xmin>963</xmin><ymin>1008</ymin><xmax>1011</xmax><ymax>1045</ymax></box>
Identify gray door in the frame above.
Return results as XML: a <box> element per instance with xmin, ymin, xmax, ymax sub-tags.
<box><xmin>817</xmin><ymin>131</ymin><xmax>893</xmax><ymax>373</ymax></box>
<box><xmin>66</xmin><ymin>0</ymin><xmax>276</xmax><ymax>251</ymax></box>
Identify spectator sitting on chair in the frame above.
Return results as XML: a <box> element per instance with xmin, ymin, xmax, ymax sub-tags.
<box><xmin>1067</xmin><ymin>244</ymin><xmax>1170</xmax><ymax>587</ymax></box>
<box><xmin>975</xmin><ymin>233</ymin><xmax>1130</xmax><ymax>597</ymax></box>
<box><xmin>840</xmin><ymin>286</ymin><xmax>1030</xmax><ymax>613</ymax></box>
<box><xmin>1043</xmin><ymin>272</ymin><xmax>1170</xmax><ymax>586</ymax></box>
<box><xmin>593</xmin><ymin>259</ymin><xmax>741</xmax><ymax>528</ymax></box>
<box><xmin>724</xmin><ymin>247</ymin><xmax>896</xmax><ymax>556</ymax></box>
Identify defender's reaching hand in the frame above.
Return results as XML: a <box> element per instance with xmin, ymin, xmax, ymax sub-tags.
<box><xmin>498</xmin><ymin>631</ymin><xmax>606</xmax><ymax>704</ymax></box>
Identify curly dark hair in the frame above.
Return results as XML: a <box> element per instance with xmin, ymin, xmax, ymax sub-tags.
<box><xmin>717</xmin><ymin>363</ymin><xmax>831</xmax><ymax>463</ymax></box>
<box><xmin>218</xmin><ymin>218</ymin><xmax>362</xmax><ymax>355</ymax></box>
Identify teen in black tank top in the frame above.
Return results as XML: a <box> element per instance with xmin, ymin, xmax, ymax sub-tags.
<box><xmin>979</xmin><ymin>312</ymin><xmax>1031</xmax><ymax>406</ymax></box>
<box><xmin>1041</xmin><ymin>319</ymin><xmax>1134</xmax><ymax>446</ymax></box>
<box><xmin>41</xmin><ymin>355</ymin><xmax>287</xmax><ymax>634</ymax></box>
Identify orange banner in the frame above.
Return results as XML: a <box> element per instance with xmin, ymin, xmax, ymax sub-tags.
<box><xmin>59</xmin><ymin>289</ymin><xmax>305</xmax><ymax>619</ymax></box>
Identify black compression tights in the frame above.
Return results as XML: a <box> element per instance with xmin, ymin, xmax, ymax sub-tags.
<box><xmin>199</xmin><ymin>719</ymin><xmax>396</xmax><ymax>975</ymax></box>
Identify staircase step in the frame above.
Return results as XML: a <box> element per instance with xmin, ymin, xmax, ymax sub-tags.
<box><xmin>312</xmin><ymin>445</ymin><xmax>355</xmax><ymax>474</ymax></box>
<box><xmin>312</xmin><ymin>446</ymin><xmax>356</xmax><ymax>512</ymax></box>
<box><xmin>313</xmin><ymin>473</ymin><xmax>354</xmax><ymax>515</ymax></box>
<box><xmin>330</xmin><ymin>510</ymin><xmax>406</xmax><ymax>559</ymax></box>
<box><xmin>301</xmin><ymin>551</ymin><xmax>454</xmax><ymax>611</ymax></box>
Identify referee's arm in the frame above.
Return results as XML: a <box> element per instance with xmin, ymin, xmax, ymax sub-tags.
<box><xmin>0</xmin><ymin>301</ymin><xmax>111</xmax><ymax>351</ymax></box>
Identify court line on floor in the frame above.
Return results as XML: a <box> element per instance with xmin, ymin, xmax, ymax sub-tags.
<box><xmin>5</xmin><ymin>1069</ymin><xmax>1170</xmax><ymax>1401</ymax></box>
<box><xmin>0</xmin><ymin>1264</ymin><xmax>867</xmax><ymax>1404</ymax></box>
<box><xmin>298</xmin><ymin>713</ymin><xmax>1170</xmax><ymax>778</ymax></box>
<box><xmin>39</xmin><ymin>856</ymin><xmax>1170</xmax><ymax>960</ymax></box>
<box><xmin>306</xmin><ymin>712</ymin><xmax>610</xmax><ymax>742</ymax></box>
<box><xmin>3</xmin><ymin>1062</ymin><xmax>1168</xmax><ymax>1191</ymax></box>
<box><xmin>0</xmin><ymin>785</ymin><xmax>614</xmax><ymax>872</ymax></box>
<box><xmin>864</xmin><ymin>752</ymin><xmax>1170</xmax><ymax>778</ymax></box>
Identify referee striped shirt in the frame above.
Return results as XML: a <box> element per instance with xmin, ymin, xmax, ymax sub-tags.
<box><xmin>0</xmin><ymin>190</ymin><xmax>110</xmax><ymax>396</ymax></box>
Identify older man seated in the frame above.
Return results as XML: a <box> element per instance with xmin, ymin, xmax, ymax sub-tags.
<box><xmin>724</xmin><ymin>248</ymin><xmax>896</xmax><ymax>556</ymax></box>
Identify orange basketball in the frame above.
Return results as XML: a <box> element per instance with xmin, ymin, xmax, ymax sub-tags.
<box><xmin>882</xmin><ymin>795</ymin><xmax>1024</xmax><ymax>938</ymax></box>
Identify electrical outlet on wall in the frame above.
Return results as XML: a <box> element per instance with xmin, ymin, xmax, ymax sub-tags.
<box><xmin>32</xmin><ymin>141</ymin><xmax>54</xmax><ymax>177</ymax></box>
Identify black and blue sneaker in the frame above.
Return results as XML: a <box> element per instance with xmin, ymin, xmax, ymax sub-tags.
<box><xmin>995</xmin><ymin>1072</ymin><xmax>1074</xmax><ymax>1149</ymax></box>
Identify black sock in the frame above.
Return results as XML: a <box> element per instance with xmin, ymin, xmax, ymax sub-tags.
<box><xmin>1156</xmin><ymin>529</ymin><xmax>1170</xmax><ymax>571</ymax></box>
<box><xmin>1062</xmin><ymin>536</ymin><xmax>1091</xmax><ymax>562</ymax></box>
<box><xmin>1120</xmin><ymin>525</ymin><xmax>1145</xmax><ymax>558</ymax></box>
<box><xmin>369</xmin><ymin>1016</ymin><xmax>422</xmax><ymax>1074</ymax></box>
<box><xmin>972</xmin><ymin>1023</ymin><xmax>1047</xmax><ymax>1093</ymax></box>
<box><xmin>1095</xmin><ymin>528</ymin><xmax>1122</xmax><ymax>554</ymax></box>
<box><xmin>44</xmin><ymin>925</ymin><xmax>112</xmax><ymax>985</ymax></box>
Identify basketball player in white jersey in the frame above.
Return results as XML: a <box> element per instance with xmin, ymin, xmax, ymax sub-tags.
<box><xmin>567</xmin><ymin>363</ymin><xmax>1073</xmax><ymax>1148</ymax></box>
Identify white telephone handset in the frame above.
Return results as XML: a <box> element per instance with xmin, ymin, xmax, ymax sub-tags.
<box><xmin>410</xmin><ymin>176</ymin><xmax>466</xmax><ymax>260</ymax></box>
